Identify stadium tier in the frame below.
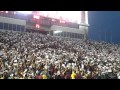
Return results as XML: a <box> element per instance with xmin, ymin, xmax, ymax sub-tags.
<box><xmin>0</xmin><ymin>11</ymin><xmax>89</xmax><ymax>40</ymax></box>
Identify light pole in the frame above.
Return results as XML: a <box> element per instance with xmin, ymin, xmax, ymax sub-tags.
<box><xmin>98</xmin><ymin>31</ymin><xmax>101</xmax><ymax>42</ymax></box>
<box><xmin>110</xmin><ymin>31</ymin><xmax>113</xmax><ymax>43</ymax></box>
<box><xmin>81</xmin><ymin>11</ymin><xmax>86</xmax><ymax>24</ymax></box>
<box><xmin>105</xmin><ymin>31</ymin><xmax>107</xmax><ymax>42</ymax></box>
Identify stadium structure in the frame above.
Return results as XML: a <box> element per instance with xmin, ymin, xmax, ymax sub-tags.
<box><xmin>0</xmin><ymin>11</ymin><xmax>89</xmax><ymax>40</ymax></box>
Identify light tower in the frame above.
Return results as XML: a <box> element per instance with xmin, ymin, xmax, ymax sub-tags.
<box><xmin>79</xmin><ymin>11</ymin><xmax>89</xmax><ymax>40</ymax></box>
<box><xmin>81</xmin><ymin>11</ymin><xmax>86</xmax><ymax>24</ymax></box>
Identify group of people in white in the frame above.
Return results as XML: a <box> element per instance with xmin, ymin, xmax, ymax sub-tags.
<box><xmin>0</xmin><ymin>30</ymin><xmax>120</xmax><ymax>79</ymax></box>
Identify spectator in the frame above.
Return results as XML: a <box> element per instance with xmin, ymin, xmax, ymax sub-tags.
<box><xmin>0</xmin><ymin>30</ymin><xmax>119</xmax><ymax>79</ymax></box>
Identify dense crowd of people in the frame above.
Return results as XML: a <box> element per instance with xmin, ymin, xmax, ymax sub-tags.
<box><xmin>0</xmin><ymin>30</ymin><xmax>120</xmax><ymax>79</ymax></box>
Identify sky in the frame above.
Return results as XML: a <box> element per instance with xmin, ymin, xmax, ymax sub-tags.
<box><xmin>88</xmin><ymin>11</ymin><xmax>120</xmax><ymax>44</ymax></box>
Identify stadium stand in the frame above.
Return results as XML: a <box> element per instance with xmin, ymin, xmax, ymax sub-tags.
<box><xmin>0</xmin><ymin>31</ymin><xmax>120</xmax><ymax>79</ymax></box>
<box><xmin>0</xmin><ymin>11</ymin><xmax>119</xmax><ymax>79</ymax></box>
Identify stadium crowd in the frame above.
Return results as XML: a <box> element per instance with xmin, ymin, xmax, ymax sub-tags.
<box><xmin>0</xmin><ymin>31</ymin><xmax>120</xmax><ymax>79</ymax></box>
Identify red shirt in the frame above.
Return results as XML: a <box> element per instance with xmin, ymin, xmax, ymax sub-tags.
<box><xmin>75</xmin><ymin>74</ymin><xmax>81</xmax><ymax>79</ymax></box>
<box><xmin>50</xmin><ymin>68</ymin><xmax>54</xmax><ymax>75</ymax></box>
<box><xmin>38</xmin><ymin>75</ymin><xmax>43</xmax><ymax>79</ymax></box>
<box><xmin>60</xmin><ymin>74</ymin><xmax>65</xmax><ymax>79</ymax></box>
<box><xmin>65</xmin><ymin>74</ymin><xmax>71</xmax><ymax>79</ymax></box>
<box><xmin>35</xmin><ymin>75</ymin><xmax>39</xmax><ymax>79</ymax></box>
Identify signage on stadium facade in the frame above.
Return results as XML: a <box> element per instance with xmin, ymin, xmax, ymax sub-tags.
<box><xmin>40</xmin><ymin>19</ymin><xmax>79</xmax><ymax>29</ymax></box>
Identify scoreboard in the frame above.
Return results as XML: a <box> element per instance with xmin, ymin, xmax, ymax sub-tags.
<box><xmin>27</xmin><ymin>14</ymin><xmax>79</xmax><ymax>29</ymax></box>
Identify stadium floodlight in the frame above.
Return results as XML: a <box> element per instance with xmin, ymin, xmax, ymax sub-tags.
<box><xmin>16</xmin><ymin>11</ymin><xmax>32</xmax><ymax>15</ymax></box>
<box><xmin>57</xmin><ymin>11</ymin><xmax>81</xmax><ymax>23</ymax></box>
<box><xmin>5</xmin><ymin>11</ymin><xmax>8</xmax><ymax>13</ymax></box>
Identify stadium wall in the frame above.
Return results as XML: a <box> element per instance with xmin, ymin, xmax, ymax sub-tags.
<box><xmin>50</xmin><ymin>25</ymin><xmax>88</xmax><ymax>39</ymax></box>
<box><xmin>0</xmin><ymin>16</ymin><xmax>26</xmax><ymax>25</ymax></box>
<box><xmin>51</xmin><ymin>25</ymin><xmax>85</xmax><ymax>34</ymax></box>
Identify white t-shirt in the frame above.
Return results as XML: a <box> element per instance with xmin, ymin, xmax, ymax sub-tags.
<box><xmin>108</xmin><ymin>69</ymin><xmax>112</xmax><ymax>72</ymax></box>
<box><xmin>62</xmin><ymin>64</ymin><xmax>65</xmax><ymax>68</ymax></box>
<box><xmin>87</xmin><ymin>70</ymin><xmax>91</xmax><ymax>74</ymax></box>
<box><xmin>45</xmin><ymin>55</ymin><xmax>49</xmax><ymax>59</ymax></box>
<box><xmin>44</xmin><ymin>65</ymin><xmax>48</xmax><ymax>70</ymax></box>
<box><xmin>13</xmin><ymin>63</ymin><xmax>18</xmax><ymax>66</ymax></box>
<box><xmin>57</xmin><ymin>71</ymin><xmax>60</xmax><ymax>75</ymax></box>
<box><xmin>118</xmin><ymin>76</ymin><xmax>120</xmax><ymax>79</ymax></box>
<box><xmin>81</xmin><ymin>64</ymin><xmax>84</xmax><ymax>69</ymax></box>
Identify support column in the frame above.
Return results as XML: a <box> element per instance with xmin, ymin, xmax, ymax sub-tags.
<box><xmin>81</xmin><ymin>11</ymin><xmax>86</xmax><ymax>24</ymax></box>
